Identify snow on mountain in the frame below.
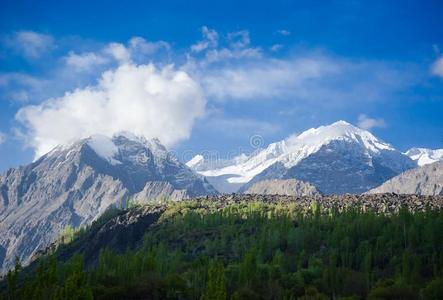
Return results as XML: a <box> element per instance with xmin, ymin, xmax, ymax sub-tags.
<box><xmin>87</xmin><ymin>134</ymin><xmax>121</xmax><ymax>165</ymax></box>
<box><xmin>186</xmin><ymin>154</ymin><xmax>205</xmax><ymax>169</ymax></box>
<box><xmin>187</xmin><ymin>153</ymin><xmax>250</xmax><ymax>172</ymax></box>
<box><xmin>0</xmin><ymin>132</ymin><xmax>217</xmax><ymax>271</ymax></box>
<box><xmin>405</xmin><ymin>147</ymin><xmax>443</xmax><ymax>166</ymax></box>
<box><xmin>188</xmin><ymin>120</ymin><xmax>415</xmax><ymax>194</ymax></box>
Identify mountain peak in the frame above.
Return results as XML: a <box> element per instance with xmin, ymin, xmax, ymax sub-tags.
<box><xmin>332</xmin><ymin>120</ymin><xmax>353</xmax><ymax>126</ymax></box>
<box><xmin>298</xmin><ymin>120</ymin><xmax>362</xmax><ymax>139</ymax></box>
<box><xmin>405</xmin><ymin>147</ymin><xmax>443</xmax><ymax>166</ymax></box>
<box><xmin>84</xmin><ymin>133</ymin><xmax>169</xmax><ymax>166</ymax></box>
<box><xmin>288</xmin><ymin>120</ymin><xmax>393</xmax><ymax>154</ymax></box>
<box><xmin>191</xmin><ymin>120</ymin><xmax>411</xmax><ymax>193</ymax></box>
<box><xmin>0</xmin><ymin>131</ymin><xmax>217</xmax><ymax>271</ymax></box>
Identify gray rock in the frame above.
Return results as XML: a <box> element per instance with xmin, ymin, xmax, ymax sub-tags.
<box><xmin>242</xmin><ymin>140</ymin><xmax>415</xmax><ymax>194</ymax></box>
<box><xmin>243</xmin><ymin>179</ymin><xmax>321</xmax><ymax>196</ymax></box>
<box><xmin>368</xmin><ymin>161</ymin><xmax>443</xmax><ymax>195</ymax></box>
<box><xmin>132</xmin><ymin>181</ymin><xmax>187</xmax><ymax>202</ymax></box>
<box><xmin>0</xmin><ymin>133</ymin><xmax>217</xmax><ymax>271</ymax></box>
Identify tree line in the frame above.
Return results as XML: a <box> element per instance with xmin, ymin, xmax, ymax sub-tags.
<box><xmin>2</xmin><ymin>201</ymin><xmax>443</xmax><ymax>299</ymax></box>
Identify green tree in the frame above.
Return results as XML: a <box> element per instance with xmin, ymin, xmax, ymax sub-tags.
<box><xmin>6</xmin><ymin>257</ymin><xmax>21</xmax><ymax>300</ymax></box>
<box><xmin>201</xmin><ymin>260</ymin><xmax>226</xmax><ymax>300</ymax></box>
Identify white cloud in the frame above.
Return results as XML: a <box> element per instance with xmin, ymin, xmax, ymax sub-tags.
<box><xmin>64</xmin><ymin>37</ymin><xmax>170</xmax><ymax>71</ymax></box>
<box><xmin>0</xmin><ymin>72</ymin><xmax>48</xmax><ymax>103</ymax></box>
<box><xmin>65</xmin><ymin>51</ymin><xmax>109</xmax><ymax>71</ymax></box>
<box><xmin>357</xmin><ymin>114</ymin><xmax>386</xmax><ymax>130</ymax></box>
<box><xmin>5</xmin><ymin>28</ymin><xmax>419</xmax><ymax>158</ymax></box>
<box><xmin>199</xmin><ymin>56</ymin><xmax>340</xmax><ymax>101</ymax></box>
<box><xmin>129</xmin><ymin>37</ymin><xmax>170</xmax><ymax>56</ymax></box>
<box><xmin>431</xmin><ymin>57</ymin><xmax>443</xmax><ymax>78</ymax></box>
<box><xmin>203</xmin><ymin>47</ymin><xmax>262</xmax><ymax>64</ymax></box>
<box><xmin>0</xmin><ymin>73</ymin><xmax>45</xmax><ymax>89</ymax></box>
<box><xmin>5</xmin><ymin>31</ymin><xmax>54</xmax><ymax>59</ymax></box>
<box><xmin>16</xmin><ymin>63</ymin><xmax>206</xmax><ymax>158</ymax></box>
<box><xmin>105</xmin><ymin>43</ymin><xmax>131</xmax><ymax>64</ymax></box>
<box><xmin>276</xmin><ymin>29</ymin><xmax>291</xmax><ymax>36</ymax></box>
<box><xmin>191</xmin><ymin>26</ymin><xmax>219</xmax><ymax>52</ymax></box>
<box><xmin>227</xmin><ymin>30</ymin><xmax>250</xmax><ymax>49</ymax></box>
<box><xmin>187</xmin><ymin>49</ymin><xmax>414</xmax><ymax>106</ymax></box>
<box><xmin>270</xmin><ymin>44</ymin><xmax>283</xmax><ymax>52</ymax></box>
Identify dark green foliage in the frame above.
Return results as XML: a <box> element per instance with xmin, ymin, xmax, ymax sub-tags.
<box><xmin>3</xmin><ymin>201</ymin><xmax>443</xmax><ymax>299</ymax></box>
<box><xmin>202</xmin><ymin>260</ymin><xmax>226</xmax><ymax>300</ymax></box>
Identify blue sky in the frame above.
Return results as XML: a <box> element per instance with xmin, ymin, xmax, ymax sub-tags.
<box><xmin>0</xmin><ymin>0</ymin><xmax>442</xmax><ymax>171</ymax></box>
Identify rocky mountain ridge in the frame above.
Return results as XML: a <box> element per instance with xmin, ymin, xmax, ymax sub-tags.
<box><xmin>368</xmin><ymin>161</ymin><xmax>443</xmax><ymax>196</ymax></box>
<box><xmin>244</xmin><ymin>179</ymin><xmax>321</xmax><ymax>196</ymax></box>
<box><xmin>0</xmin><ymin>133</ymin><xmax>217</xmax><ymax>271</ymax></box>
<box><xmin>405</xmin><ymin>147</ymin><xmax>443</xmax><ymax>166</ymax></box>
<box><xmin>189</xmin><ymin>121</ymin><xmax>416</xmax><ymax>194</ymax></box>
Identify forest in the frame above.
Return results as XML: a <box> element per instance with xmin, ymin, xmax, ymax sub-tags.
<box><xmin>2</xmin><ymin>200</ymin><xmax>443</xmax><ymax>300</ymax></box>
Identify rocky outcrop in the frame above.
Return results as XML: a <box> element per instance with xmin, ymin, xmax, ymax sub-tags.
<box><xmin>244</xmin><ymin>179</ymin><xmax>321</xmax><ymax>196</ymax></box>
<box><xmin>54</xmin><ymin>206</ymin><xmax>165</xmax><ymax>268</ymax></box>
<box><xmin>368</xmin><ymin>161</ymin><xmax>443</xmax><ymax>196</ymax></box>
<box><xmin>0</xmin><ymin>133</ymin><xmax>217</xmax><ymax>271</ymax></box>
<box><xmin>194</xmin><ymin>193</ymin><xmax>442</xmax><ymax>213</ymax></box>
<box><xmin>132</xmin><ymin>181</ymin><xmax>188</xmax><ymax>202</ymax></box>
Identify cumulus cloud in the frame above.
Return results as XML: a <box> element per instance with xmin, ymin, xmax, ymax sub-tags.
<box><xmin>4</xmin><ymin>31</ymin><xmax>54</xmax><ymax>59</ymax></box>
<box><xmin>191</xmin><ymin>26</ymin><xmax>219</xmax><ymax>52</ymax></box>
<box><xmin>65</xmin><ymin>51</ymin><xmax>109</xmax><ymax>71</ymax></box>
<box><xmin>357</xmin><ymin>114</ymin><xmax>386</xmax><ymax>130</ymax></box>
<box><xmin>431</xmin><ymin>57</ymin><xmax>443</xmax><ymax>78</ymax></box>
<box><xmin>105</xmin><ymin>43</ymin><xmax>131</xmax><ymax>64</ymax></box>
<box><xmin>6</xmin><ymin>27</ymin><xmax>420</xmax><ymax>157</ymax></box>
<box><xmin>64</xmin><ymin>37</ymin><xmax>170</xmax><ymax>72</ymax></box>
<box><xmin>129</xmin><ymin>37</ymin><xmax>170</xmax><ymax>56</ymax></box>
<box><xmin>16</xmin><ymin>63</ymin><xmax>206</xmax><ymax>158</ymax></box>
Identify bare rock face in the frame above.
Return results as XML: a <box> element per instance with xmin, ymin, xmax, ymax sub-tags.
<box><xmin>132</xmin><ymin>181</ymin><xmax>187</xmax><ymax>202</ymax></box>
<box><xmin>368</xmin><ymin>161</ymin><xmax>443</xmax><ymax>195</ymax></box>
<box><xmin>244</xmin><ymin>179</ymin><xmax>321</xmax><ymax>196</ymax></box>
<box><xmin>0</xmin><ymin>133</ymin><xmax>217</xmax><ymax>271</ymax></box>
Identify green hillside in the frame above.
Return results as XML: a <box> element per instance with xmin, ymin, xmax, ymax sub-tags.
<box><xmin>2</xmin><ymin>198</ymin><xmax>443</xmax><ymax>300</ymax></box>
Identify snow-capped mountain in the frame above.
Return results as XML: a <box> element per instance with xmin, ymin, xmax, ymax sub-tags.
<box><xmin>405</xmin><ymin>147</ymin><xmax>443</xmax><ymax>166</ymax></box>
<box><xmin>188</xmin><ymin>121</ymin><xmax>416</xmax><ymax>194</ymax></box>
<box><xmin>0</xmin><ymin>132</ymin><xmax>217</xmax><ymax>271</ymax></box>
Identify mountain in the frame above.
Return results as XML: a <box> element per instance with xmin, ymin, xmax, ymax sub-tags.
<box><xmin>188</xmin><ymin>121</ymin><xmax>416</xmax><ymax>194</ymax></box>
<box><xmin>0</xmin><ymin>132</ymin><xmax>217</xmax><ymax>271</ymax></box>
<box><xmin>405</xmin><ymin>147</ymin><xmax>443</xmax><ymax>166</ymax></box>
<box><xmin>244</xmin><ymin>179</ymin><xmax>321</xmax><ymax>196</ymax></box>
<box><xmin>368</xmin><ymin>161</ymin><xmax>443</xmax><ymax>195</ymax></box>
